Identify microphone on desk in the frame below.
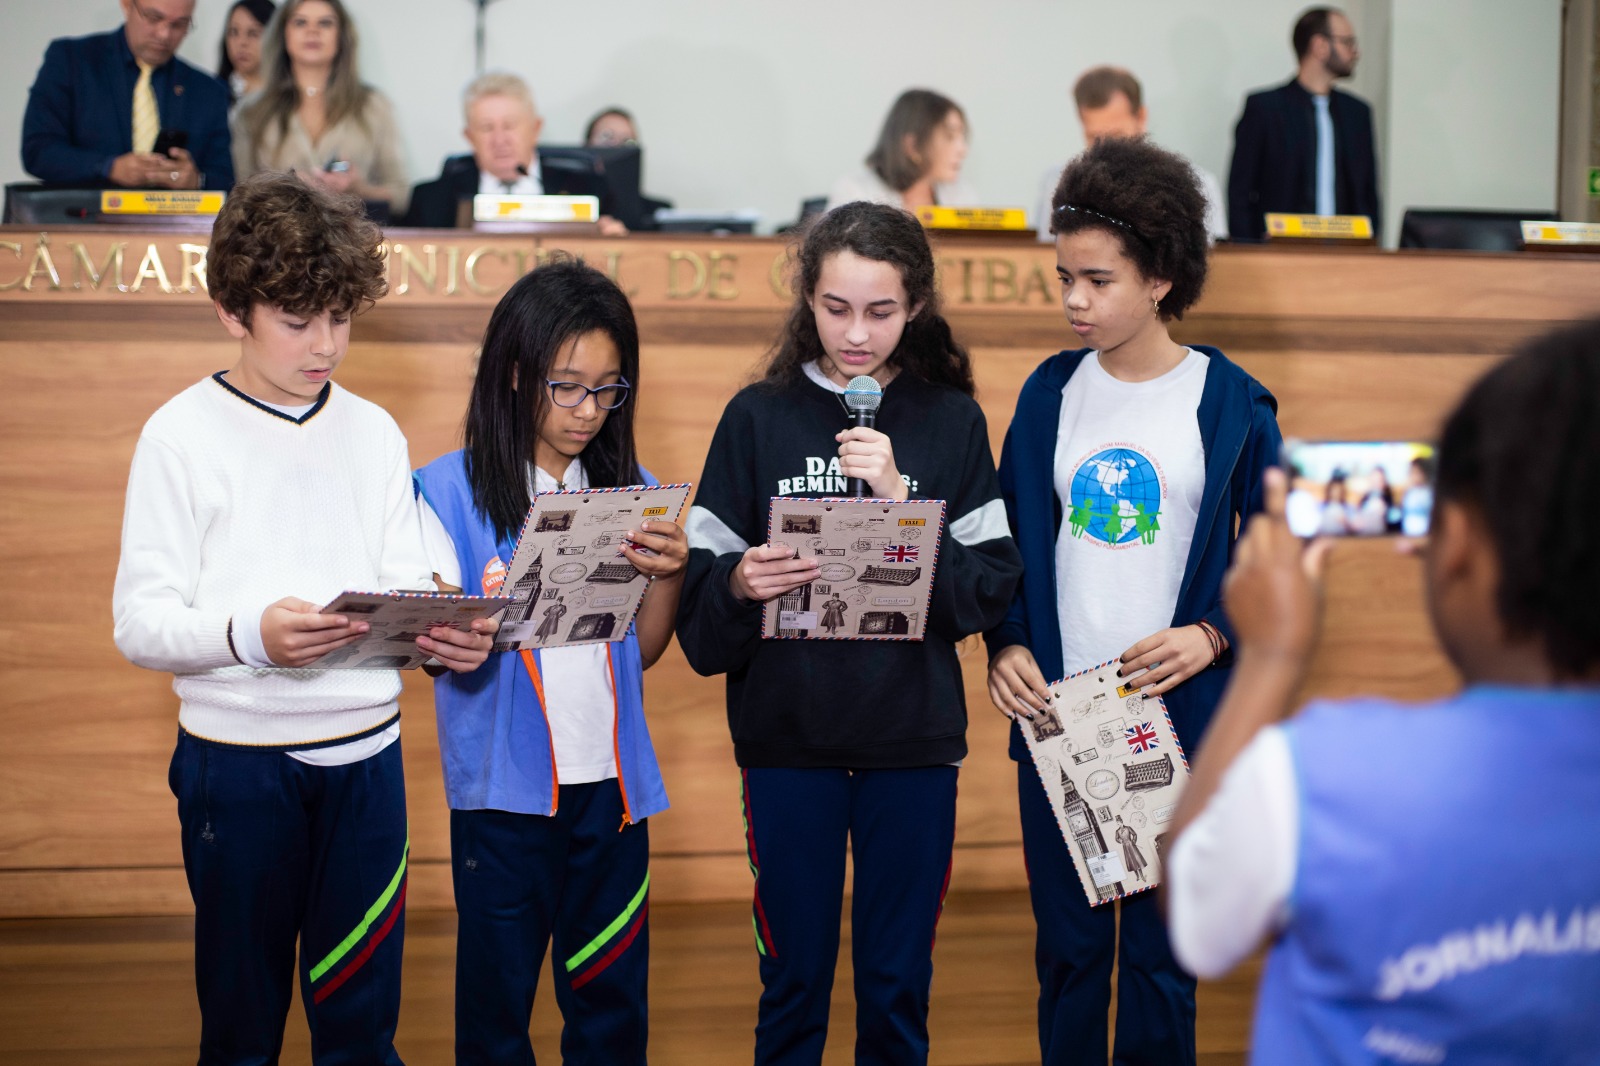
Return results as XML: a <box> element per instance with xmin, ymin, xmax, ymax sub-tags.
<box><xmin>515</xmin><ymin>163</ymin><xmax>529</xmax><ymax>178</ymax></box>
<box><xmin>843</xmin><ymin>375</ymin><xmax>883</xmax><ymax>497</ymax></box>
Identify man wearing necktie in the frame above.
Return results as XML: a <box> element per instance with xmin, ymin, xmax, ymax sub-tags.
<box><xmin>22</xmin><ymin>0</ymin><xmax>234</xmax><ymax>191</ymax></box>
<box><xmin>1225</xmin><ymin>6</ymin><xmax>1380</xmax><ymax>242</ymax></box>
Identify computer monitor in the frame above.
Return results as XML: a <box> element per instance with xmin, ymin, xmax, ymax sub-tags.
<box><xmin>537</xmin><ymin>145</ymin><xmax>645</xmax><ymax>230</ymax></box>
<box><xmin>1399</xmin><ymin>208</ymin><xmax>1557</xmax><ymax>252</ymax></box>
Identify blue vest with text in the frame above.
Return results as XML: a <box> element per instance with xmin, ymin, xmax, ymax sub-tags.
<box><xmin>1252</xmin><ymin>687</ymin><xmax>1600</xmax><ymax>1064</ymax></box>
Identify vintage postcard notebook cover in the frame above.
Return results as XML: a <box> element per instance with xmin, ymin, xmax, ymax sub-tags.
<box><xmin>494</xmin><ymin>483</ymin><xmax>692</xmax><ymax>652</ymax></box>
<box><xmin>760</xmin><ymin>497</ymin><xmax>945</xmax><ymax>640</ymax></box>
<box><xmin>1019</xmin><ymin>659</ymin><xmax>1192</xmax><ymax>906</ymax></box>
<box><xmin>315</xmin><ymin>591</ymin><xmax>511</xmax><ymax>669</ymax></box>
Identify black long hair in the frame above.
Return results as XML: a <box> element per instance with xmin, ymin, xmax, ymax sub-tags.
<box><xmin>464</xmin><ymin>257</ymin><xmax>643</xmax><ymax>542</ymax></box>
<box><xmin>216</xmin><ymin>0</ymin><xmax>277</xmax><ymax>98</ymax></box>
<box><xmin>761</xmin><ymin>201</ymin><xmax>974</xmax><ymax>397</ymax></box>
<box><xmin>1434</xmin><ymin>319</ymin><xmax>1600</xmax><ymax>677</ymax></box>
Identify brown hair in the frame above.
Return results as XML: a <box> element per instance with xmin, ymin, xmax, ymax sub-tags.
<box><xmin>240</xmin><ymin>0</ymin><xmax>370</xmax><ymax>157</ymax></box>
<box><xmin>1073</xmin><ymin>66</ymin><xmax>1142</xmax><ymax>113</ymax></box>
<box><xmin>761</xmin><ymin>201</ymin><xmax>973</xmax><ymax>396</ymax></box>
<box><xmin>1293</xmin><ymin>7</ymin><xmax>1337</xmax><ymax>59</ymax></box>
<box><xmin>208</xmin><ymin>171</ymin><xmax>386</xmax><ymax>328</ymax></box>
<box><xmin>865</xmin><ymin>89</ymin><xmax>965</xmax><ymax>193</ymax></box>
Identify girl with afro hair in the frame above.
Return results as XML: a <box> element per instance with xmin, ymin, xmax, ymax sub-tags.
<box><xmin>985</xmin><ymin>135</ymin><xmax>1283</xmax><ymax>1066</ymax></box>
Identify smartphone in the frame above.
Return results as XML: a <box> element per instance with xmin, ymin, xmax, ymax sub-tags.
<box><xmin>325</xmin><ymin>159</ymin><xmax>351</xmax><ymax>174</ymax></box>
<box><xmin>152</xmin><ymin>128</ymin><xmax>188</xmax><ymax>157</ymax></box>
<box><xmin>1281</xmin><ymin>439</ymin><xmax>1435</xmax><ymax>538</ymax></box>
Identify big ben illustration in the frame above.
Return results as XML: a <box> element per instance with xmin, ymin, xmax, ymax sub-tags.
<box><xmin>508</xmin><ymin>551</ymin><xmax>544</xmax><ymax>623</ymax></box>
<box><xmin>1061</xmin><ymin>765</ymin><xmax>1123</xmax><ymax>902</ymax></box>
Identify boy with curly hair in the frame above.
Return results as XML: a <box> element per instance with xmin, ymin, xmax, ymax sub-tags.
<box><xmin>113</xmin><ymin>172</ymin><xmax>494</xmax><ymax>1062</ymax></box>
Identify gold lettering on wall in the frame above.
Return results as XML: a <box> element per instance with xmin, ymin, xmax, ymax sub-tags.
<box><xmin>394</xmin><ymin>244</ymin><xmax>438</xmax><ymax>296</ymax></box>
<box><xmin>22</xmin><ymin>234</ymin><xmax>62</xmax><ymax>292</ymax></box>
<box><xmin>667</xmin><ymin>250</ymin><xmax>707</xmax><ymax>299</ymax></box>
<box><xmin>463</xmin><ymin>247</ymin><xmax>505</xmax><ymax>296</ymax></box>
<box><xmin>1019</xmin><ymin>262</ymin><xmax>1052</xmax><ymax>305</ymax></box>
<box><xmin>706</xmin><ymin>251</ymin><xmax>739</xmax><ymax>300</ymax></box>
<box><xmin>958</xmin><ymin>258</ymin><xmax>976</xmax><ymax>304</ymax></box>
<box><xmin>178</xmin><ymin>243</ymin><xmax>208</xmax><ymax>294</ymax></box>
<box><xmin>71</xmin><ymin>242</ymin><xmax>128</xmax><ymax>292</ymax></box>
<box><xmin>443</xmin><ymin>246</ymin><xmax>461</xmax><ymax>297</ymax></box>
<box><xmin>769</xmin><ymin>251</ymin><xmax>792</xmax><ymax>299</ymax></box>
<box><xmin>129</xmin><ymin>244</ymin><xmax>173</xmax><ymax>293</ymax></box>
<box><xmin>0</xmin><ymin>241</ymin><xmax>24</xmax><ymax>292</ymax></box>
<box><xmin>982</xmin><ymin>258</ymin><xmax>1017</xmax><ymax>304</ymax></box>
<box><xmin>601</xmin><ymin>250</ymin><xmax>637</xmax><ymax>297</ymax></box>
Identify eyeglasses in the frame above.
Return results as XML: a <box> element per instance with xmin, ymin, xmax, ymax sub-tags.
<box><xmin>130</xmin><ymin>0</ymin><xmax>195</xmax><ymax>35</ymax></box>
<box><xmin>546</xmin><ymin>377</ymin><xmax>631</xmax><ymax>410</ymax></box>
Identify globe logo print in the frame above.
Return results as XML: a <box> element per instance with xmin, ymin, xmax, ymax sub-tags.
<box><xmin>1067</xmin><ymin>447</ymin><xmax>1164</xmax><ymax>546</ymax></box>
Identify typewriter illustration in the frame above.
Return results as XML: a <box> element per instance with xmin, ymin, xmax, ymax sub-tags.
<box><xmin>587</xmin><ymin>560</ymin><xmax>641</xmax><ymax>584</ymax></box>
<box><xmin>1123</xmin><ymin>753</ymin><xmax>1174</xmax><ymax>792</ymax></box>
<box><xmin>858</xmin><ymin>611</ymin><xmax>911</xmax><ymax>635</ymax></box>
<box><xmin>568</xmin><ymin>613</ymin><xmax>618</xmax><ymax>641</ymax></box>
<box><xmin>857</xmin><ymin>564</ymin><xmax>921</xmax><ymax>586</ymax></box>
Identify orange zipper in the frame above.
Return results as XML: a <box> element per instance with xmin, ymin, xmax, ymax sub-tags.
<box><xmin>519</xmin><ymin>649</ymin><xmax>560</xmax><ymax>814</ymax></box>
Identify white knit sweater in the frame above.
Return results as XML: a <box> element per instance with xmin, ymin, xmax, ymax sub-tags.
<box><xmin>113</xmin><ymin>374</ymin><xmax>433</xmax><ymax>747</ymax></box>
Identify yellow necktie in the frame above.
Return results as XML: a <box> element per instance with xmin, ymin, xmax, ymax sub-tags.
<box><xmin>132</xmin><ymin>62</ymin><xmax>158</xmax><ymax>155</ymax></box>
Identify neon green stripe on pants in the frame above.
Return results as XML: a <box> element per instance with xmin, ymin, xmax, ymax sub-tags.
<box><xmin>565</xmin><ymin>871</ymin><xmax>650</xmax><ymax>972</ymax></box>
<box><xmin>308</xmin><ymin>836</ymin><xmax>410</xmax><ymax>983</ymax></box>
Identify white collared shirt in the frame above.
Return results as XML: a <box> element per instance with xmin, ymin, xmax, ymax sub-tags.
<box><xmin>478</xmin><ymin>158</ymin><xmax>543</xmax><ymax>197</ymax></box>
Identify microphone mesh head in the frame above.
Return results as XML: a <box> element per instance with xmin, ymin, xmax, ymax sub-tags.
<box><xmin>843</xmin><ymin>375</ymin><xmax>882</xmax><ymax>414</ymax></box>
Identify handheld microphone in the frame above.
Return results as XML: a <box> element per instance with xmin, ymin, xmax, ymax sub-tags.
<box><xmin>843</xmin><ymin>375</ymin><xmax>883</xmax><ymax>497</ymax></box>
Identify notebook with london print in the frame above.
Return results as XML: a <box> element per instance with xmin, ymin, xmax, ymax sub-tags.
<box><xmin>1020</xmin><ymin>659</ymin><xmax>1191</xmax><ymax>906</ymax></box>
<box><xmin>493</xmin><ymin>483</ymin><xmax>692</xmax><ymax>652</ymax></box>
<box><xmin>760</xmin><ymin>497</ymin><xmax>945</xmax><ymax>641</ymax></box>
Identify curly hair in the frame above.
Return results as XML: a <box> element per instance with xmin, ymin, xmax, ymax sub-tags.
<box><xmin>465</xmin><ymin>257</ymin><xmax>643</xmax><ymax>542</ymax></box>
<box><xmin>1434</xmin><ymin>319</ymin><xmax>1600</xmax><ymax>678</ymax></box>
<box><xmin>207</xmin><ymin>171</ymin><xmax>386</xmax><ymax>329</ymax></box>
<box><xmin>761</xmin><ymin>201</ymin><xmax>974</xmax><ymax>397</ymax></box>
<box><xmin>1049</xmin><ymin>136</ymin><xmax>1210</xmax><ymax>320</ymax></box>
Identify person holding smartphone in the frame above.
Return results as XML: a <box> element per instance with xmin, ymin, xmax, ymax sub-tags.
<box><xmin>22</xmin><ymin>0</ymin><xmax>234</xmax><ymax>190</ymax></box>
<box><xmin>233</xmin><ymin>0</ymin><xmax>409</xmax><ymax>214</ymax></box>
<box><xmin>1168</xmin><ymin>324</ymin><xmax>1600</xmax><ymax>1061</ymax></box>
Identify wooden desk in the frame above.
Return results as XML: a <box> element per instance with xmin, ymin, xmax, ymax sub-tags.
<box><xmin>3</xmin><ymin>228</ymin><xmax>1597</xmax><ymax>917</ymax></box>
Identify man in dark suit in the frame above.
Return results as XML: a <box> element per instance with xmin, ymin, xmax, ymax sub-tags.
<box><xmin>405</xmin><ymin>72</ymin><xmax>623</xmax><ymax>232</ymax></box>
<box><xmin>21</xmin><ymin>0</ymin><xmax>233</xmax><ymax>191</ymax></box>
<box><xmin>1227</xmin><ymin>6</ymin><xmax>1378</xmax><ymax>241</ymax></box>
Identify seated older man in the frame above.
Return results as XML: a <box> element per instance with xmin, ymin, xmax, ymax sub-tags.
<box><xmin>22</xmin><ymin>0</ymin><xmax>233</xmax><ymax>190</ymax></box>
<box><xmin>405</xmin><ymin>72</ymin><xmax>623</xmax><ymax>233</ymax></box>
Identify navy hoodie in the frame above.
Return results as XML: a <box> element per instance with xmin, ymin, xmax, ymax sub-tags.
<box><xmin>985</xmin><ymin>346</ymin><xmax>1282</xmax><ymax>757</ymax></box>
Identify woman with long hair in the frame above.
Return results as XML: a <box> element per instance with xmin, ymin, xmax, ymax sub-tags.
<box><xmin>216</xmin><ymin>0</ymin><xmax>276</xmax><ymax>104</ymax></box>
<box><xmin>232</xmin><ymin>0</ymin><xmax>409</xmax><ymax>213</ymax></box>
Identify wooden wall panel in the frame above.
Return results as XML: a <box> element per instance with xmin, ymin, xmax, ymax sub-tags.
<box><xmin>3</xmin><ymin>235</ymin><xmax>1596</xmax><ymax>917</ymax></box>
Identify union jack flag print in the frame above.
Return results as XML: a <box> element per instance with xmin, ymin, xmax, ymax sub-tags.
<box><xmin>882</xmin><ymin>544</ymin><xmax>919</xmax><ymax>563</ymax></box>
<box><xmin>1124</xmin><ymin>721</ymin><xmax>1159</xmax><ymax>753</ymax></box>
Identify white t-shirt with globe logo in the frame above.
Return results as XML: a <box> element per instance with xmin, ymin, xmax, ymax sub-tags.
<box><xmin>1053</xmin><ymin>348</ymin><xmax>1209</xmax><ymax>676</ymax></box>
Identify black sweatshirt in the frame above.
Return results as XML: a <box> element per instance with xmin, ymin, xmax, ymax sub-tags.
<box><xmin>677</xmin><ymin>369</ymin><xmax>1023</xmax><ymax>768</ymax></box>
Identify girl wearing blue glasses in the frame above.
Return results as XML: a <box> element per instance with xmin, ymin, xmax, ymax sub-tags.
<box><xmin>414</xmin><ymin>257</ymin><xmax>683</xmax><ymax>1064</ymax></box>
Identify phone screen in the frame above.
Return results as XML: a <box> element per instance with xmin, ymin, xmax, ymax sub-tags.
<box><xmin>152</xmin><ymin>128</ymin><xmax>188</xmax><ymax>157</ymax></box>
<box><xmin>1282</xmin><ymin>439</ymin><xmax>1435</xmax><ymax>538</ymax></box>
